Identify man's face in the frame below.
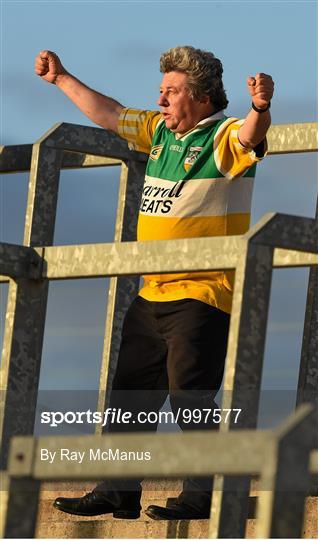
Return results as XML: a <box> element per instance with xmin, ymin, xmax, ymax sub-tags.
<box><xmin>157</xmin><ymin>71</ymin><xmax>210</xmax><ymax>134</ymax></box>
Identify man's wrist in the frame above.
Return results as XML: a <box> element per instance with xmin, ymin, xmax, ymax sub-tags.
<box><xmin>54</xmin><ymin>71</ymin><xmax>69</xmax><ymax>87</ymax></box>
<box><xmin>251</xmin><ymin>101</ymin><xmax>271</xmax><ymax>113</ymax></box>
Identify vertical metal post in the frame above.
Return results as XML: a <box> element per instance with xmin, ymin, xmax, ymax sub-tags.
<box><xmin>209</xmin><ymin>237</ymin><xmax>274</xmax><ymax>538</ymax></box>
<box><xmin>96</xmin><ymin>160</ymin><xmax>145</xmax><ymax>433</ymax></box>
<box><xmin>210</xmin><ymin>213</ymin><xmax>318</xmax><ymax>538</ymax></box>
<box><xmin>296</xmin><ymin>197</ymin><xmax>318</xmax><ymax>406</ymax></box>
<box><xmin>0</xmin><ymin>143</ymin><xmax>62</xmax><ymax>468</ymax></box>
<box><xmin>256</xmin><ymin>404</ymin><xmax>318</xmax><ymax>538</ymax></box>
<box><xmin>4</xmin><ymin>477</ymin><xmax>40</xmax><ymax>538</ymax></box>
<box><xmin>5</xmin><ymin>437</ymin><xmax>39</xmax><ymax>538</ymax></box>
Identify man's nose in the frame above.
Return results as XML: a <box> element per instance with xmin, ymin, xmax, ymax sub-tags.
<box><xmin>157</xmin><ymin>94</ymin><xmax>168</xmax><ymax>107</ymax></box>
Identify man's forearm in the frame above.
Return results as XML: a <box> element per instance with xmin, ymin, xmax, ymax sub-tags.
<box><xmin>238</xmin><ymin>107</ymin><xmax>271</xmax><ymax>149</ymax></box>
<box><xmin>55</xmin><ymin>73</ymin><xmax>124</xmax><ymax>133</ymax></box>
<box><xmin>238</xmin><ymin>72</ymin><xmax>274</xmax><ymax>149</ymax></box>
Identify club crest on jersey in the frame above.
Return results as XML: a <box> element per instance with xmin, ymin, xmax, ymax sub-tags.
<box><xmin>149</xmin><ymin>144</ymin><xmax>164</xmax><ymax>161</ymax></box>
<box><xmin>184</xmin><ymin>146</ymin><xmax>202</xmax><ymax>171</ymax></box>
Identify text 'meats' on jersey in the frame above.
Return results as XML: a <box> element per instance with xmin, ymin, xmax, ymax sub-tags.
<box><xmin>118</xmin><ymin>108</ymin><xmax>267</xmax><ymax>314</ymax></box>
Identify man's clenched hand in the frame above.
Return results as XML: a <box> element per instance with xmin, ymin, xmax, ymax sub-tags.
<box><xmin>35</xmin><ymin>50</ymin><xmax>67</xmax><ymax>84</ymax></box>
<box><xmin>247</xmin><ymin>73</ymin><xmax>274</xmax><ymax>110</ymax></box>
<box><xmin>34</xmin><ymin>50</ymin><xmax>123</xmax><ymax>133</ymax></box>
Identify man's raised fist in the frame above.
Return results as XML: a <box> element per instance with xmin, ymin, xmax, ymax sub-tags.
<box><xmin>35</xmin><ymin>50</ymin><xmax>67</xmax><ymax>84</ymax></box>
<box><xmin>247</xmin><ymin>73</ymin><xmax>274</xmax><ymax>110</ymax></box>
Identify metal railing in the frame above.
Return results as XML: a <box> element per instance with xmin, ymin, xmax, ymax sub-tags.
<box><xmin>2</xmin><ymin>403</ymin><xmax>318</xmax><ymax>538</ymax></box>
<box><xmin>0</xmin><ymin>121</ymin><xmax>317</xmax><ymax>538</ymax></box>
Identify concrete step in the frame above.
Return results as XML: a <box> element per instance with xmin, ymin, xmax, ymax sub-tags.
<box><xmin>34</xmin><ymin>481</ymin><xmax>318</xmax><ymax>538</ymax></box>
<box><xmin>36</xmin><ymin>518</ymin><xmax>213</xmax><ymax>539</ymax></box>
<box><xmin>34</xmin><ymin>501</ymin><xmax>318</xmax><ymax>540</ymax></box>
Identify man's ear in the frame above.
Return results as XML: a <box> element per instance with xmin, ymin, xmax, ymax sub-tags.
<box><xmin>199</xmin><ymin>93</ymin><xmax>211</xmax><ymax>105</ymax></box>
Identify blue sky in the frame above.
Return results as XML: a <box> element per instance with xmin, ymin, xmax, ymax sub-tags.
<box><xmin>0</xmin><ymin>1</ymin><xmax>317</xmax><ymax>427</ymax></box>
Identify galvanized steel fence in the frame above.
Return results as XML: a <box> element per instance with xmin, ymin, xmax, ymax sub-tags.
<box><xmin>0</xmin><ymin>121</ymin><xmax>317</xmax><ymax>538</ymax></box>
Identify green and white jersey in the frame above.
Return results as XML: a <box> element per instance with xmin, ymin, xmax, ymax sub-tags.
<box><xmin>118</xmin><ymin>108</ymin><xmax>266</xmax><ymax>313</ymax></box>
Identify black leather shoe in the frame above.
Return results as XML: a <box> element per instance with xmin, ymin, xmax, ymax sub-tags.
<box><xmin>53</xmin><ymin>491</ymin><xmax>140</xmax><ymax>518</ymax></box>
<box><xmin>145</xmin><ymin>503</ymin><xmax>210</xmax><ymax>520</ymax></box>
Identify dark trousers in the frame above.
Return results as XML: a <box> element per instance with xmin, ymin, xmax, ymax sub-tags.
<box><xmin>94</xmin><ymin>296</ymin><xmax>230</xmax><ymax>511</ymax></box>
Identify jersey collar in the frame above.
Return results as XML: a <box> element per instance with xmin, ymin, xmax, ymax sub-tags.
<box><xmin>174</xmin><ymin>110</ymin><xmax>226</xmax><ymax>140</ymax></box>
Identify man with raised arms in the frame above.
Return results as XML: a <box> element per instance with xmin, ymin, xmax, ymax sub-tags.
<box><xmin>35</xmin><ymin>46</ymin><xmax>273</xmax><ymax>520</ymax></box>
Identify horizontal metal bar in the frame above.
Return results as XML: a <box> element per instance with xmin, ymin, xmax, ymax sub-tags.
<box><xmin>0</xmin><ymin>244</ymin><xmax>316</xmax><ymax>284</ymax></box>
<box><xmin>38</xmin><ymin>123</ymin><xmax>148</xmax><ymax>162</ymax></box>
<box><xmin>248</xmin><ymin>213</ymin><xmax>318</xmax><ymax>252</ymax></box>
<box><xmin>267</xmin><ymin>122</ymin><xmax>318</xmax><ymax>154</ymax></box>
<box><xmin>0</xmin><ymin>145</ymin><xmax>122</xmax><ymax>173</ymax></box>
<box><xmin>8</xmin><ymin>431</ymin><xmax>271</xmax><ymax>479</ymax></box>
<box><xmin>39</xmin><ymin>236</ymin><xmax>242</xmax><ymax>278</ymax></box>
<box><xmin>0</xmin><ymin>243</ymin><xmax>42</xmax><ymax>279</ymax></box>
<box><xmin>1</xmin><ymin>123</ymin><xmax>317</xmax><ymax>174</ymax></box>
<box><xmin>39</xmin><ymin>240</ymin><xmax>318</xmax><ymax>280</ymax></box>
<box><xmin>273</xmin><ymin>248</ymin><xmax>318</xmax><ymax>267</ymax></box>
<box><xmin>74</xmin><ymin>154</ymin><xmax>121</xmax><ymax>168</ymax></box>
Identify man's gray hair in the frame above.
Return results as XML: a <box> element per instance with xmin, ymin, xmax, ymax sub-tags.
<box><xmin>160</xmin><ymin>45</ymin><xmax>228</xmax><ymax>111</ymax></box>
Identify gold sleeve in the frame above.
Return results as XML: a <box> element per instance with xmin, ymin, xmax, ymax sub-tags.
<box><xmin>118</xmin><ymin>108</ymin><xmax>162</xmax><ymax>153</ymax></box>
<box><xmin>213</xmin><ymin>117</ymin><xmax>268</xmax><ymax>179</ymax></box>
